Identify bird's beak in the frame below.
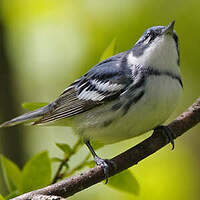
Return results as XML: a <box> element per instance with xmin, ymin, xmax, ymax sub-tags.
<box><xmin>162</xmin><ymin>20</ymin><xmax>175</xmax><ymax>35</ymax></box>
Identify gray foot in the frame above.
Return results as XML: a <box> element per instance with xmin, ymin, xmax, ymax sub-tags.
<box><xmin>155</xmin><ymin>125</ymin><xmax>175</xmax><ymax>150</ymax></box>
<box><xmin>94</xmin><ymin>156</ymin><xmax>116</xmax><ymax>184</ymax></box>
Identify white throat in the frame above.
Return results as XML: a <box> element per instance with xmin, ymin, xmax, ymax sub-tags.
<box><xmin>128</xmin><ymin>35</ymin><xmax>180</xmax><ymax>75</ymax></box>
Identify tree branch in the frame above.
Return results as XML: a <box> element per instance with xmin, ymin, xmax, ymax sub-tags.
<box><xmin>12</xmin><ymin>98</ymin><xmax>200</xmax><ymax>200</ymax></box>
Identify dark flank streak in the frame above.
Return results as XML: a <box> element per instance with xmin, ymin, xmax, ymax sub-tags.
<box><xmin>102</xmin><ymin>119</ymin><xmax>113</xmax><ymax>127</ymax></box>
<box><xmin>111</xmin><ymin>102</ymin><xmax>123</xmax><ymax>111</ymax></box>
<box><xmin>125</xmin><ymin>76</ymin><xmax>145</xmax><ymax>97</ymax></box>
<box><xmin>117</xmin><ymin>65</ymin><xmax>182</xmax><ymax>116</ymax></box>
<box><xmin>123</xmin><ymin>90</ymin><xmax>145</xmax><ymax>116</ymax></box>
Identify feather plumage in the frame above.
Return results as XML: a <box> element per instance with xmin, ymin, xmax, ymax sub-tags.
<box><xmin>34</xmin><ymin>52</ymin><xmax>132</xmax><ymax>124</ymax></box>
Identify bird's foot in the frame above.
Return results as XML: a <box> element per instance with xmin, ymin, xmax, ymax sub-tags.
<box><xmin>154</xmin><ymin>125</ymin><xmax>175</xmax><ymax>150</ymax></box>
<box><xmin>94</xmin><ymin>156</ymin><xmax>116</xmax><ymax>184</ymax></box>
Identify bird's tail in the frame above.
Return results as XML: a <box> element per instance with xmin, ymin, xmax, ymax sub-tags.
<box><xmin>0</xmin><ymin>104</ymin><xmax>51</xmax><ymax>128</ymax></box>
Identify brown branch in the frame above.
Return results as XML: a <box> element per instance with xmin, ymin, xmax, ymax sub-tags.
<box><xmin>12</xmin><ymin>98</ymin><xmax>200</xmax><ymax>200</ymax></box>
<box><xmin>30</xmin><ymin>195</ymin><xmax>65</xmax><ymax>200</ymax></box>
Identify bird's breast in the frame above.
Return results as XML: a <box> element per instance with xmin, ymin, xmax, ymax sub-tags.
<box><xmin>72</xmin><ymin>74</ymin><xmax>182</xmax><ymax>144</ymax></box>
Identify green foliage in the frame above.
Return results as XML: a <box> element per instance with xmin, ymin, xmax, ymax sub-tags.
<box><xmin>22</xmin><ymin>102</ymin><xmax>48</xmax><ymax>111</ymax></box>
<box><xmin>90</xmin><ymin>141</ymin><xmax>104</xmax><ymax>150</ymax></box>
<box><xmin>0</xmin><ymin>142</ymin><xmax>140</xmax><ymax>198</ymax></box>
<box><xmin>0</xmin><ymin>195</ymin><xmax>5</xmax><ymax>200</ymax></box>
<box><xmin>56</xmin><ymin>143</ymin><xmax>72</xmax><ymax>157</ymax></box>
<box><xmin>4</xmin><ymin>191</ymin><xmax>19</xmax><ymax>200</ymax></box>
<box><xmin>0</xmin><ymin>152</ymin><xmax>51</xmax><ymax>197</ymax></box>
<box><xmin>0</xmin><ymin>155</ymin><xmax>21</xmax><ymax>193</ymax></box>
<box><xmin>51</xmin><ymin>157</ymin><xmax>63</xmax><ymax>163</ymax></box>
<box><xmin>108</xmin><ymin>170</ymin><xmax>140</xmax><ymax>195</ymax></box>
<box><xmin>99</xmin><ymin>38</ymin><xmax>116</xmax><ymax>62</ymax></box>
<box><xmin>20</xmin><ymin>151</ymin><xmax>51</xmax><ymax>193</ymax></box>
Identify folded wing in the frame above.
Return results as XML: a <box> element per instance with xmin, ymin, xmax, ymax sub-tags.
<box><xmin>35</xmin><ymin>52</ymin><xmax>132</xmax><ymax>124</ymax></box>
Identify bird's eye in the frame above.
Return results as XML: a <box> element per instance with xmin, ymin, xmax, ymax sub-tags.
<box><xmin>136</xmin><ymin>31</ymin><xmax>152</xmax><ymax>45</ymax></box>
<box><xmin>143</xmin><ymin>32</ymin><xmax>151</xmax><ymax>44</ymax></box>
<box><xmin>146</xmin><ymin>32</ymin><xmax>151</xmax><ymax>38</ymax></box>
<box><xmin>145</xmin><ymin>31</ymin><xmax>157</xmax><ymax>44</ymax></box>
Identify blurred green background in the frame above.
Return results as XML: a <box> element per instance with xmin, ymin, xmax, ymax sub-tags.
<box><xmin>0</xmin><ymin>0</ymin><xmax>200</xmax><ymax>199</ymax></box>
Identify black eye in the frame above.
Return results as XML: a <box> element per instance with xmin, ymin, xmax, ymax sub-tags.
<box><xmin>146</xmin><ymin>32</ymin><xmax>151</xmax><ymax>38</ymax></box>
<box><xmin>150</xmin><ymin>31</ymin><xmax>156</xmax><ymax>38</ymax></box>
<box><xmin>143</xmin><ymin>31</ymin><xmax>152</xmax><ymax>43</ymax></box>
<box><xmin>148</xmin><ymin>31</ymin><xmax>157</xmax><ymax>42</ymax></box>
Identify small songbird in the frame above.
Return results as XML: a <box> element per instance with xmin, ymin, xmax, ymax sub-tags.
<box><xmin>0</xmin><ymin>21</ymin><xmax>182</xmax><ymax>179</ymax></box>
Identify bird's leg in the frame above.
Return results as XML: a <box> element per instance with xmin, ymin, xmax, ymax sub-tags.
<box><xmin>85</xmin><ymin>141</ymin><xmax>116</xmax><ymax>183</ymax></box>
<box><xmin>154</xmin><ymin>125</ymin><xmax>175</xmax><ymax>150</ymax></box>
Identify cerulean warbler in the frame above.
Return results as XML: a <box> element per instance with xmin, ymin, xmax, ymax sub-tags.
<box><xmin>0</xmin><ymin>21</ymin><xmax>182</xmax><ymax>179</ymax></box>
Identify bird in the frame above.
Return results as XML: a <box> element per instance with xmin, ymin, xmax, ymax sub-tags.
<box><xmin>0</xmin><ymin>21</ymin><xmax>182</xmax><ymax>181</ymax></box>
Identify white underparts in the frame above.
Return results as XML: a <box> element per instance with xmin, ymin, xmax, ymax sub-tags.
<box><xmin>128</xmin><ymin>35</ymin><xmax>180</xmax><ymax>76</ymax></box>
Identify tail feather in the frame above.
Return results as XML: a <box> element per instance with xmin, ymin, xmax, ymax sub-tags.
<box><xmin>0</xmin><ymin>105</ymin><xmax>51</xmax><ymax>128</ymax></box>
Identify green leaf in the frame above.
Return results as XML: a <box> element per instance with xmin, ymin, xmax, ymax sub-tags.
<box><xmin>22</xmin><ymin>102</ymin><xmax>48</xmax><ymax>111</ymax></box>
<box><xmin>63</xmin><ymin>163</ymin><xmax>69</xmax><ymax>170</ymax></box>
<box><xmin>107</xmin><ymin>170</ymin><xmax>140</xmax><ymax>195</ymax></box>
<box><xmin>90</xmin><ymin>141</ymin><xmax>104</xmax><ymax>150</ymax></box>
<box><xmin>56</xmin><ymin>143</ymin><xmax>72</xmax><ymax>157</ymax></box>
<box><xmin>0</xmin><ymin>155</ymin><xmax>21</xmax><ymax>192</ymax></box>
<box><xmin>21</xmin><ymin>151</ymin><xmax>51</xmax><ymax>193</ymax></box>
<box><xmin>0</xmin><ymin>194</ymin><xmax>5</xmax><ymax>200</ymax></box>
<box><xmin>99</xmin><ymin>38</ymin><xmax>116</xmax><ymax>62</ymax></box>
<box><xmin>51</xmin><ymin>157</ymin><xmax>63</xmax><ymax>163</ymax></box>
<box><xmin>4</xmin><ymin>190</ymin><xmax>19</xmax><ymax>200</ymax></box>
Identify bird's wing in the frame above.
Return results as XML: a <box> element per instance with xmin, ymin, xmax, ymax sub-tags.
<box><xmin>34</xmin><ymin>52</ymin><xmax>133</xmax><ymax>124</ymax></box>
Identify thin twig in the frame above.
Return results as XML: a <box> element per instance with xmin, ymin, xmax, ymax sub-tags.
<box><xmin>52</xmin><ymin>138</ymin><xmax>82</xmax><ymax>183</ymax></box>
<box><xmin>52</xmin><ymin>157</ymin><xmax>69</xmax><ymax>184</ymax></box>
<box><xmin>11</xmin><ymin>97</ymin><xmax>200</xmax><ymax>200</ymax></box>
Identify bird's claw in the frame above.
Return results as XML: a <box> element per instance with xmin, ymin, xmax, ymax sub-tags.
<box><xmin>155</xmin><ymin>125</ymin><xmax>175</xmax><ymax>150</ymax></box>
<box><xmin>94</xmin><ymin>156</ymin><xmax>116</xmax><ymax>184</ymax></box>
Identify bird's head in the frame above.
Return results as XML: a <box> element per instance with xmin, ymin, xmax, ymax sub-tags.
<box><xmin>129</xmin><ymin>21</ymin><xmax>180</xmax><ymax>72</ymax></box>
